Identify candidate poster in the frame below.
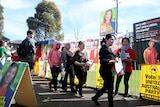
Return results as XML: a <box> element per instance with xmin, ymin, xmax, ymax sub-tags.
<box><xmin>100</xmin><ymin>7</ymin><xmax>116</xmax><ymax>37</ymax></box>
<box><xmin>0</xmin><ymin>62</ymin><xmax>26</xmax><ymax>107</ymax></box>
<box><xmin>133</xmin><ymin>17</ymin><xmax>160</xmax><ymax>64</ymax></box>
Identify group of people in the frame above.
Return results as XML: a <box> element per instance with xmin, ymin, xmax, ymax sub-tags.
<box><xmin>0</xmin><ymin>30</ymin><xmax>36</xmax><ymax>107</ymax></box>
<box><xmin>48</xmin><ymin>40</ymin><xmax>89</xmax><ymax>98</ymax></box>
<box><xmin>1</xmin><ymin>28</ymin><xmax>158</xmax><ymax>107</ymax></box>
<box><xmin>0</xmin><ymin>29</ymin><xmax>36</xmax><ymax>73</ymax></box>
<box><xmin>91</xmin><ymin>34</ymin><xmax>136</xmax><ymax>107</ymax></box>
<box><xmin>46</xmin><ymin>33</ymin><xmax>137</xmax><ymax>107</ymax></box>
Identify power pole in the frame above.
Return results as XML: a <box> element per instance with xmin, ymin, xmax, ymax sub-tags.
<box><xmin>116</xmin><ymin>0</ymin><xmax>118</xmax><ymax>36</ymax></box>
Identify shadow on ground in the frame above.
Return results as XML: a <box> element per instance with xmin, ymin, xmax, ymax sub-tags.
<box><xmin>12</xmin><ymin>76</ymin><xmax>160</xmax><ymax>107</ymax></box>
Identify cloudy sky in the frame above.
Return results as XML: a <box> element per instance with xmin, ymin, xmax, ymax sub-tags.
<box><xmin>1</xmin><ymin>0</ymin><xmax>160</xmax><ymax>42</ymax></box>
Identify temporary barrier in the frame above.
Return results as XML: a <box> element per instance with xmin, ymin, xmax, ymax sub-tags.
<box><xmin>140</xmin><ymin>64</ymin><xmax>160</xmax><ymax>101</ymax></box>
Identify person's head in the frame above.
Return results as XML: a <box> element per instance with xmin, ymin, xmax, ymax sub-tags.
<box><xmin>78</xmin><ymin>41</ymin><xmax>85</xmax><ymax>51</ymax></box>
<box><xmin>94</xmin><ymin>39</ymin><xmax>99</xmax><ymax>48</ymax></box>
<box><xmin>100</xmin><ymin>38</ymin><xmax>106</xmax><ymax>46</ymax></box>
<box><xmin>61</xmin><ymin>46</ymin><xmax>65</xmax><ymax>52</ymax></box>
<box><xmin>105</xmin><ymin>34</ymin><xmax>115</xmax><ymax>47</ymax></box>
<box><xmin>65</xmin><ymin>43</ymin><xmax>71</xmax><ymax>50</ymax></box>
<box><xmin>0</xmin><ymin>40</ymin><xmax>5</xmax><ymax>47</ymax></box>
<box><xmin>104</xmin><ymin>9</ymin><xmax>112</xmax><ymax>23</ymax></box>
<box><xmin>53</xmin><ymin>41</ymin><xmax>61</xmax><ymax>50</ymax></box>
<box><xmin>36</xmin><ymin>42</ymin><xmax>41</xmax><ymax>48</ymax></box>
<box><xmin>56</xmin><ymin>43</ymin><xmax>61</xmax><ymax>50</ymax></box>
<box><xmin>122</xmin><ymin>37</ymin><xmax>130</xmax><ymax>46</ymax></box>
<box><xmin>0</xmin><ymin>63</ymin><xmax>18</xmax><ymax>88</ymax></box>
<box><xmin>27</xmin><ymin>30</ymin><xmax>35</xmax><ymax>38</ymax></box>
<box><xmin>148</xmin><ymin>40</ymin><xmax>155</xmax><ymax>47</ymax></box>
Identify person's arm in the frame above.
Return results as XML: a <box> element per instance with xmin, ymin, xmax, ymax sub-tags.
<box><xmin>101</xmin><ymin>48</ymin><xmax>116</xmax><ymax>64</ymax></box>
<box><xmin>48</xmin><ymin>49</ymin><xmax>52</xmax><ymax>67</ymax></box>
<box><xmin>124</xmin><ymin>49</ymin><xmax>136</xmax><ymax>63</ymax></box>
<box><xmin>74</xmin><ymin>61</ymin><xmax>85</xmax><ymax>66</ymax></box>
<box><xmin>73</xmin><ymin>51</ymin><xmax>85</xmax><ymax>66</ymax></box>
<box><xmin>4</xmin><ymin>48</ymin><xmax>11</xmax><ymax>57</ymax></box>
<box><xmin>61</xmin><ymin>51</ymin><xmax>67</xmax><ymax>68</ymax></box>
<box><xmin>143</xmin><ymin>49</ymin><xmax>149</xmax><ymax>64</ymax></box>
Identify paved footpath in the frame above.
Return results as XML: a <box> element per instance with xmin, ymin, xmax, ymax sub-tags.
<box><xmin>12</xmin><ymin>76</ymin><xmax>160</xmax><ymax>107</ymax></box>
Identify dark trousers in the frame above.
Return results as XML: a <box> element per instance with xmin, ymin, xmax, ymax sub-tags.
<box><xmin>50</xmin><ymin>66</ymin><xmax>61</xmax><ymax>90</ymax></box>
<box><xmin>115</xmin><ymin>72</ymin><xmax>131</xmax><ymax>95</ymax></box>
<box><xmin>28</xmin><ymin>62</ymin><xmax>34</xmax><ymax>71</ymax></box>
<box><xmin>62</xmin><ymin>66</ymin><xmax>75</xmax><ymax>91</ymax></box>
<box><xmin>93</xmin><ymin>75</ymin><xmax>114</xmax><ymax>107</ymax></box>
<box><xmin>75</xmin><ymin>70</ymin><xmax>87</xmax><ymax>96</ymax></box>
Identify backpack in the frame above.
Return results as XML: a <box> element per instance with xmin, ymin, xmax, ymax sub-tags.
<box><xmin>17</xmin><ymin>39</ymin><xmax>28</xmax><ymax>58</ymax></box>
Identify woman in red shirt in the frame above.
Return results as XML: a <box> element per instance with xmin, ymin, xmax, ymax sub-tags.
<box><xmin>114</xmin><ymin>37</ymin><xmax>136</xmax><ymax>97</ymax></box>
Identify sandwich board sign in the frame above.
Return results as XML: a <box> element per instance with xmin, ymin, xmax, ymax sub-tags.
<box><xmin>0</xmin><ymin>62</ymin><xmax>38</xmax><ymax>107</ymax></box>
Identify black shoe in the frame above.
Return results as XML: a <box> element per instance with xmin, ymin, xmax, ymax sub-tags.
<box><xmin>91</xmin><ymin>97</ymin><xmax>100</xmax><ymax>106</ymax></box>
<box><xmin>71</xmin><ymin>88</ymin><xmax>77</xmax><ymax>93</ymax></box>
<box><xmin>79</xmin><ymin>95</ymin><xmax>84</xmax><ymax>98</ymax></box>
<box><xmin>123</xmin><ymin>94</ymin><xmax>129</xmax><ymax>97</ymax></box>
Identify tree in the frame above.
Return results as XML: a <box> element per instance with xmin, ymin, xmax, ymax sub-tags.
<box><xmin>74</xmin><ymin>27</ymin><xmax>84</xmax><ymax>42</ymax></box>
<box><xmin>26</xmin><ymin>0</ymin><xmax>63</xmax><ymax>41</ymax></box>
<box><xmin>0</xmin><ymin>4</ymin><xmax>4</xmax><ymax>39</ymax></box>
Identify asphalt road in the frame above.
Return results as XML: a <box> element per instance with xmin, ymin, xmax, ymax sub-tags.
<box><xmin>12</xmin><ymin>76</ymin><xmax>160</xmax><ymax>107</ymax></box>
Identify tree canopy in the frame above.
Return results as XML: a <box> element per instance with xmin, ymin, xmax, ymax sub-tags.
<box><xmin>26</xmin><ymin>0</ymin><xmax>63</xmax><ymax>41</ymax></box>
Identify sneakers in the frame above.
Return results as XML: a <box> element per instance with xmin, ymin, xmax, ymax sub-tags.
<box><xmin>79</xmin><ymin>95</ymin><xmax>84</xmax><ymax>98</ymax></box>
<box><xmin>53</xmin><ymin>90</ymin><xmax>60</xmax><ymax>93</ymax></box>
<box><xmin>91</xmin><ymin>97</ymin><xmax>100</xmax><ymax>106</ymax></box>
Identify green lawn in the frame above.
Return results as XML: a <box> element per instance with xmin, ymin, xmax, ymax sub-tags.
<box><xmin>114</xmin><ymin>70</ymin><xmax>141</xmax><ymax>96</ymax></box>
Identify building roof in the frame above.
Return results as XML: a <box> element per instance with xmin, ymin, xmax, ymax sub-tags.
<box><xmin>9</xmin><ymin>40</ymin><xmax>22</xmax><ymax>44</ymax></box>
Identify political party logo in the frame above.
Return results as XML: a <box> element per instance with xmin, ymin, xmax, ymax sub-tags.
<box><xmin>149</xmin><ymin>65</ymin><xmax>158</xmax><ymax>74</ymax></box>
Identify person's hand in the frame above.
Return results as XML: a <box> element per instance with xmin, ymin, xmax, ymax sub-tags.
<box><xmin>123</xmin><ymin>58</ymin><xmax>132</xmax><ymax>63</ymax></box>
<box><xmin>109</xmin><ymin>60</ymin><xmax>116</xmax><ymax>64</ymax></box>
<box><xmin>81</xmin><ymin>62</ymin><xmax>86</xmax><ymax>66</ymax></box>
<box><xmin>115</xmin><ymin>59</ymin><xmax>118</xmax><ymax>63</ymax></box>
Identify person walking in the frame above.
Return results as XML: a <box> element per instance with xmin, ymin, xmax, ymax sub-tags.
<box><xmin>92</xmin><ymin>34</ymin><xmax>116</xmax><ymax>107</ymax></box>
<box><xmin>61</xmin><ymin>43</ymin><xmax>76</xmax><ymax>92</ymax></box>
<box><xmin>114</xmin><ymin>37</ymin><xmax>136</xmax><ymax>97</ymax></box>
<box><xmin>18</xmin><ymin>30</ymin><xmax>36</xmax><ymax>73</ymax></box>
<box><xmin>48</xmin><ymin>41</ymin><xmax>61</xmax><ymax>92</ymax></box>
<box><xmin>72</xmin><ymin>41</ymin><xmax>88</xmax><ymax>98</ymax></box>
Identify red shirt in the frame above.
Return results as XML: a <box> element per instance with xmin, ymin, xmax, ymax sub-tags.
<box><xmin>0</xmin><ymin>88</ymin><xmax>7</xmax><ymax>96</ymax></box>
<box><xmin>90</xmin><ymin>49</ymin><xmax>98</xmax><ymax>63</ymax></box>
<box><xmin>11</xmin><ymin>52</ymin><xmax>19</xmax><ymax>62</ymax></box>
<box><xmin>116</xmin><ymin>48</ymin><xmax>136</xmax><ymax>73</ymax></box>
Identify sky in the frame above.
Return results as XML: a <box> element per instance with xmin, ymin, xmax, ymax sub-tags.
<box><xmin>1</xmin><ymin>0</ymin><xmax>160</xmax><ymax>42</ymax></box>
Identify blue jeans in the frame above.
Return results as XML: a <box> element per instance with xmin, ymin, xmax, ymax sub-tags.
<box><xmin>0</xmin><ymin>57</ymin><xmax>6</xmax><ymax>70</ymax></box>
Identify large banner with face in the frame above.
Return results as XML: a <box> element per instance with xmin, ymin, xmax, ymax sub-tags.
<box><xmin>100</xmin><ymin>7</ymin><xmax>116</xmax><ymax>37</ymax></box>
<box><xmin>133</xmin><ymin>17</ymin><xmax>160</xmax><ymax>64</ymax></box>
<box><xmin>0</xmin><ymin>62</ymin><xmax>26</xmax><ymax>107</ymax></box>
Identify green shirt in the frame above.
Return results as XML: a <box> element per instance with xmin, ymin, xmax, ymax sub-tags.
<box><xmin>0</xmin><ymin>47</ymin><xmax>7</xmax><ymax>58</ymax></box>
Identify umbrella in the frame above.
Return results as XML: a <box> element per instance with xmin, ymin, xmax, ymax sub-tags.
<box><xmin>41</xmin><ymin>39</ymin><xmax>55</xmax><ymax>44</ymax></box>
